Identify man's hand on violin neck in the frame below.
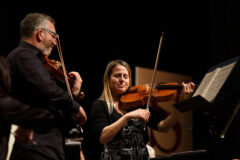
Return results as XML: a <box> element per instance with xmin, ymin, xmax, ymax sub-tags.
<box><xmin>69</xmin><ymin>71</ymin><xmax>82</xmax><ymax>96</ymax></box>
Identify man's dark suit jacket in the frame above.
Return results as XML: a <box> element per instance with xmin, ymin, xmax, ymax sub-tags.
<box><xmin>7</xmin><ymin>41</ymin><xmax>81</xmax><ymax>160</ymax></box>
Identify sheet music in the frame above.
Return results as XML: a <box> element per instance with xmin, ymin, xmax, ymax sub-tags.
<box><xmin>193</xmin><ymin>60</ymin><xmax>237</xmax><ymax>102</ymax></box>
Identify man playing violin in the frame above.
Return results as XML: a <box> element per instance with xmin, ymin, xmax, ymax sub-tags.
<box><xmin>7</xmin><ymin>13</ymin><xmax>87</xmax><ymax>160</ymax></box>
<box><xmin>88</xmin><ymin>59</ymin><xmax>195</xmax><ymax>160</ymax></box>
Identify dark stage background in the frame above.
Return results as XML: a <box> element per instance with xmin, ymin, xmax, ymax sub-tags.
<box><xmin>1</xmin><ymin>1</ymin><xmax>240</xmax><ymax>160</ymax></box>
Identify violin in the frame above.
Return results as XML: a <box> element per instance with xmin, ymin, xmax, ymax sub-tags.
<box><xmin>120</xmin><ymin>82</ymin><xmax>182</xmax><ymax>110</ymax></box>
<box><xmin>42</xmin><ymin>56</ymin><xmax>85</xmax><ymax>100</ymax></box>
<box><xmin>42</xmin><ymin>56</ymin><xmax>74</xmax><ymax>86</ymax></box>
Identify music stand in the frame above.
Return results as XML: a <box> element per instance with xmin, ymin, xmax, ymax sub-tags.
<box><xmin>174</xmin><ymin>56</ymin><xmax>240</xmax><ymax>138</ymax></box>
<box><xmin>171</xmin><ymin>149</ymin><xmax>207</xmax><ymax>160</ymax></box>
<box><xmin>65</xmin><ymin>141</ymin><xmax>81</xmax><ymax>160</ymax></box>
<box><xmin>150</xmin><ymin>149</ymin><xmax>207</xmax><ymax>160</ymax></box>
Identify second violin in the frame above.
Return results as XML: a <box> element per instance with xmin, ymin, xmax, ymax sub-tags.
<box><xmin>120</xmin><ymin>82</ymin><xmax>182</xmax><ymax>110</ymax></box>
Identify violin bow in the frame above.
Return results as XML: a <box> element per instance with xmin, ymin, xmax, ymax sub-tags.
<box><xmin>56</xmin><ymin>36</ymin><xmax>84</xmax><ymax>133</ymax></box>
<box><xmin>146</xmin><ymin>32</ymin><xmax>164</xmax><ymax>111</ymax></box>
<box><xmin>56</xmin><ymin>37</ymin><xmax>73</xmax><ymax>100</ymax></box>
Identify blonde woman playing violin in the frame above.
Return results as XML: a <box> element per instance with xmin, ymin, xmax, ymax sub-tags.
<box><xmin>88</xmin><ymin>59</ymin><xmax>195</xmax><ymax>160</ymax></box>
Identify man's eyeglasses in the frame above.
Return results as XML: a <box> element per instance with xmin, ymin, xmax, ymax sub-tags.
<box><xmin>39</xmin><ymin>28</ymin><xmax>59</xmax><ymax>39</ymax></box>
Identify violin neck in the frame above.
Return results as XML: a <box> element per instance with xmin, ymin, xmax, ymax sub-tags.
<box><xmin>155</xmin><ymin>83</ymin><xmax>182</xmax><ymax>90</ymax></box>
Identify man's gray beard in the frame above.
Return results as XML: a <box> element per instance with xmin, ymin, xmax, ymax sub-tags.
<box><xmin>42</xmin><ymin>50</ymin><xmax>51</xmax><ymax>57</ymax></box>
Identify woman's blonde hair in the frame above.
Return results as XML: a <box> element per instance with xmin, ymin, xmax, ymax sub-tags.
<box><xmin>99</xmin><ymin>59</ymin><xmax>132</xmax><ymax>113</ymax></box>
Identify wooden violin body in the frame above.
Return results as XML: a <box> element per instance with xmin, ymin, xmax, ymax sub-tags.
<box><xmin>42</xmin><ymin>56</ymin><xmax>75</xmax><ymax>86</ymax></box>
<box><xmin>42</xmin><ymin>56</ymin><xmax>85</xmax><ymax>100</ymax></box>
<box><xmin>120</xmin><ymin>83</ymin><xmax>182</xmax><ymax>110</ymax></box>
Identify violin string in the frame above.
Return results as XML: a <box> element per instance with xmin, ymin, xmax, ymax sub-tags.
<box><xmin>56</xmin><ymin>37</ymin><xmax>73</xmax><ymax>100</ymax></box>
<box><xmin>146</xmin><ymin>32</ymin><xmax>164</xmax><ymax>111</ymax></box>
